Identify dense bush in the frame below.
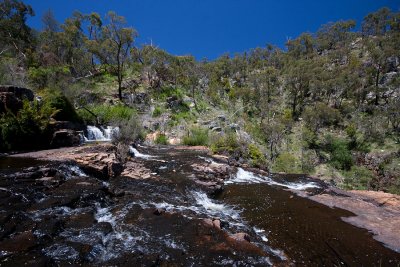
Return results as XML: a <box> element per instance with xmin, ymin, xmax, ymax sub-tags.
<box><xmin>342</xmin><ymin>166</ymin><xmax>375</xmax><ymax>190</ymax></box>
<box><xmin>325</xmin><ymin>136</ymin><xmax>354</xmax><ymax>170</ymax></box>
<box><xmin>300</xmin><ymin>149</ymin><xmax>317</xmax><ymax>174</ymax></box>
<box><xmin>210</xmin><ymin>132</ymin><xmax>240</xmax><ymax>154</ymax></box>
<box><xmin>77</xmin><ymin>104</ymin><xmax>134</xmax><ymax>125</ymax></box>
<box><xmin>183</xmin><ymin>127</ymin><xmax>209</xmax><ymax>146</ymax></box>
<box><xmin>28</xmin><ymin>66</ymin><xmax>70</xmax><ymax>89</ymax></box>
<box><xmin>0</xmin><ymin>100</ymin><xmax>55</xmax><ymax>151</ymax></box>
<box><xmin>112</xmin><ymin>115</ymin><xmax>143</xmax><ymax>145</ymax></box>
<box><xmin>247</xmin><ymin>144</ymin><xmax>267</xmax><ymax>167</ymax></box>
<box><xmin>112</xmin><ymin>114</ymin><xmax>143</xmax><ymax>164</ymax></box>
<box><xmin>152</xmin><ymin>106</ymin><xmax>163</xmax><ymax>117</ymax></box>
<box><xmin>273</xmin><ymin>152</ymin><xmax>301</xmax><ymax>173</ymax></box>
<box><xmin>302</xmin><ymin>126</ymin><xmax>318</xmax><ymax>149</ymax></box>
<box><xmin>154</xmin><ymin>86</ymin><xmax>184</xmax><ymax>101</ymax></box>
<box><xmin>345</xmin><ymin>124</ymin><xmax>370</xmax><ymax>152</ymax></box>
<box><xmin>155</xmin><ymin>134</ymin><xmax>168</xmax><ymax>145</ymax></box>
<box><xmin>41</xmin><ymin>90</ymin><xmax>81</xmax><ymax>122</ymax></box>
<box><xmin>302</xmin><ymin>102</ymin><xmax>341</xmax><ymax>132</ymax></box>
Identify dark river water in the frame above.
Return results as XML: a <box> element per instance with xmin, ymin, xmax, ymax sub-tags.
<box><xmin>0</xmin><ymin>147</ymin><xmax>399</xmax><ymax>266</ymax></box>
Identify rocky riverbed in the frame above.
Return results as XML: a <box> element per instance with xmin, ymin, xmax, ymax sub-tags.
<box><xmin>0</xmin><ymin>144</ymin><xmax>399</xmax><ymax>266</ymax></box>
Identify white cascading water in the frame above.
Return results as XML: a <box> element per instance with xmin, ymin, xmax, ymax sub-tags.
<box><xmin>103</xmin><ymin>126</ymin><xmax>119</xmax><ymax>140</ymax></box>
<box><xmin>129</xmin><ymin>146</ymin><xmax>155</xmax><ymax>159</ymax></box>
<box><xmin>84</xmin><ymin>126</ymin><xmax>119</xmax><ymax>142</ymax></box>
<box><xmin>226</xmin><ymin>168</ymin><xmax>319</xmax><ymax>190</ymax></box>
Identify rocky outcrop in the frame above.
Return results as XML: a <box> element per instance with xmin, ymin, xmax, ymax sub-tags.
<box><xmin>191</xmin><ymin>158</ymin><xmax>233</xmax><ymax>195</ymax></box>
<box><xmin>12</xmin><ymin>144</ymin><xmax>123</xmax><ymax>180</ymax></box>
<box><xmin>0</xmin><ymin>86</ymin><xmax>34</xmax><ymax>114</ymax></box>
<box><xmin>360</xmin><ymin>150</ymin><xmax>398</xmax><ymax>172</ymax></box>
<box><xmin>0</xmin><ymin>85</ymin><xmax>34</xmax><ymax>101</ymax></box>
<box><xmin>50</xmin><ymin>130</ymin><xmax>82</xmax><ymax>148</ymax></box>
<box><xmin>73</xmin><ymin>152</ymin><xmax>123</xmax><ymax>180</ymax></box>
<box><xmin>309</xmin><ymin>187</ymin><xmax>400</xmax><ymax>252</ymax></box>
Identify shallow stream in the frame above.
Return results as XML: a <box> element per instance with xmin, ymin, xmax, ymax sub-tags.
<box><xmin>0</xmin><ymin>147</ymin><xmax>399</xmax><ymax>266</ymax></box>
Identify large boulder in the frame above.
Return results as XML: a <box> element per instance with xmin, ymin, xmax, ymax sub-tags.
<box><xmin>50</xmin><ymin>130</ymin><xmax>82</xmax><ymax>148</ymax></box>
<box><xmin>0</xmin><ymin>86</ymin><xmax>34</xmax><ymax>100</ymax></box>
<box><xmin>0</xmin><ymin>85</ymin><xmax>34</xmax><ymax>114</ymax></box>
<box><xmin>0</xmin><ymin>92</ymin><xmax>21</xmax><ymax>114</ymax></box>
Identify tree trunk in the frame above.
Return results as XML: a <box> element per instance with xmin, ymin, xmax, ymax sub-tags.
<box><xmin>374</xmin><ymin>67</ymin><xmax>381</xmax><ymax>105</ymax></box>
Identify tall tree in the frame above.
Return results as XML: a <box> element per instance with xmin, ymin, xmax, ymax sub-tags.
<box><xmin>87</xmin><ymin>11</ymin><xmax>137</xmax><ymax>100</ymax></box>
<box><xmin>0</xmin><ymin>0</ymin><xmax>34</xmax><ymax>58</ymax></box>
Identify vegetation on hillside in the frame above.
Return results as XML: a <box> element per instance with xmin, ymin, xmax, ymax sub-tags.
<box><xmin>0</xmin><ymin>0</ymin><xmax>399</xmax><ymax>193</ymax></box>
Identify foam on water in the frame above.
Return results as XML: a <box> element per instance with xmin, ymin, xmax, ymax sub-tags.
<box><xmin>254</xmin><ymin>227</ymin><xmax>269</xmax><ymax>242</ymax></box>
<box><xmin>226</xmin><ymin>168</ymin><xmax>319</xmax><ymax>190</ymax></box>
<box><xmin>43</xmin><ymin>244</ymin><xmax>79</xmax><ymax>261</ymax></box>
<box><xmin>29</xmin><ymin>206</ymin><xmax>90</xmax><ymax>221</ymax></box>
<box><xmin>60</xmin><ymin>164</ymin><xmax>87</xmax><ymax>179</ymax></box>
<box><xmin>147</xmin><ymin>191</ymin><xmax>244</xmax><ymax>229</ymax></box>
<box><xmin>129</xmin><ymin>146</ymin><xmax>155</xmax><ymax>159</ymax></box>
<box><xmin>198</xmin><ymin>156</ymin><xmax>223</xmax><ymax>166</ymax></box>
<box><xmin>92</xmin><ymin>204</ymin><xmax>152</xmax><ymax>261</ymax></box>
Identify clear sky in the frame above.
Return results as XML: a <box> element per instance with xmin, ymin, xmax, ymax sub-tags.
<box><xmin>24</xmin><ymin>0</ymin><xmax>400</xmax><ymax>60</ymax></box>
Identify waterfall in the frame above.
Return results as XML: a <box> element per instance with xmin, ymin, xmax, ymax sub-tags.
<box><xmin>84</xmin><ymin>126</ymin><xmax>119</xmax><ymax>142</ymax></box>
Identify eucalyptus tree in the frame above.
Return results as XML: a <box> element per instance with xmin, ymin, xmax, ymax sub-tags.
<box><xmin>133</xmin><ymin>45</ymin><xmax>174</xmax><ymax>89</ymax></box>
<box><xmin>87</xmin><ymin>11</ymin><xmax>137</xmax><ymax>100</ymax></box>
<box><xmin>284</xmin><ymin>58</ymin><xmax>312</xmax><ymax>119</ymax></box>
<box><xmin>316</xmin><ymin>20</ymin><xmax>356</xmax><ymax>52</ymax></box>
<box><xmin>249</xmin><ymin>66</ymin><xmax>280</xmax><ymax>124</ymax></box>
<box><xmin>0</xmin><ymin>0</ymin><xmax>34</xmax><ymax>58</ymax></box>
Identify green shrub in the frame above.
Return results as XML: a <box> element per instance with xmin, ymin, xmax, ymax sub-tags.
<box><xmin>302</xmin><ymin>102</ymin><xmax>341</xmax><ymax>132</ymax></box>
<box><xmin>345</xmin><ymin>123</ymin><xmax>370</xmax><ymax>152</ymax></box>
<box><xmin>247</xmin><ymin>144</ymin><xmax>267</xmax><ymax>167</ymax></box>
<box><xmin>155</xmin><ymin>134</ymin><xmax>168</xmax><ymax>145</ymax></box>
<box><xmin>169</xmin><ymin>110</ymin><xmax>195</xmax><ymax>126</ymax></box>
<box><xmin>325</xmin><ymin>135</ymin><xmax>354</xmax><ymax>170</ymax></box>
<box><xmin>152</xmin><ymin>106</ymin><xmax>163</xmax><ymax>117</ymax></box>
<box><xmin>28</xmin><ymin>66</ymin><xmax>70</xmax><ymax>89</ymax></box>
<box><xmin>382</xmin><ymin>159</ymin><xmax>400</xmax><ymax>194</ymax></box>
<box><xmin>273</xmin><ymin>152</ymin><xmax>301</xmax><ymax>173</ymax></box>
<box><xmin>77</xmin><ymin>104</ymin><xmax>134</xmax><ymax>125</ymax></box>
<box><xmin>112</xmin><ymin>114</ymin><xmax>143</xmax><ymax>144</ymax></box>
<box><xmin>175</xmin><ymin>102</ymin><xmax>190</xmax><ymax>113</ymax></box>
<box><xmin>183</xmin><ymin>127</ymin><xmax>209</xmax><ymax>146</ymax></box>
<box><xmin>112</xmin><ymin>114</ymin><xmax>143</xmax><ymax>164</ymax></box>
<box><xmin>154</xmin><ymin>86</ymin><xmax>184</xmax><ymax>101</ymax></box>
<box><xmin>301</xmin><ymin>149</ymin><xmax>317</xmax><ymax>174</ymax></box>
<box><xmin>210</xmin><ymin>133</ymin><xmax>240</xmax><ymax>154</ymax></box>
<box><xmin>0</xmin><ymin>100</ymin><xmax>55</xmax><ymax>151</ymax></box>
<box><xmin>42</xmin><ymin>90</ymin><xmax>81</xmax><ymax>122</ymax></box>
<box><xmin>302</xmin><ymin>126</ymin><xmax>318</xmax><ymax>148</ymax></box>
<box><xmin>342</xmin><ymin>166</ymin><xmax>375</xmax><ymax>190</ymax></box>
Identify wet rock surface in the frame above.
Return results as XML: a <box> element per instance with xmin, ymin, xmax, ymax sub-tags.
<box><xmin>1</xmin><ymin>144</ymin><xmax>400</xmax><ymax>266</ymax></box>
<box><xmin>309</xmin><ymin>188</ymin><xmax>400</xmax><ymax>253</ymax></box>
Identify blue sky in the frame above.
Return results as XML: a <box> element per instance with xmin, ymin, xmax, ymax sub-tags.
<box><xmin>24</xmin><ymin>0</ymin><xmax>400</xmax><ymax>60</ymax></box>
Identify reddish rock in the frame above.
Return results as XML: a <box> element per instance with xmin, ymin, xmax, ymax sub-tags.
<box><xmin>202</xmin><ymin>218</ymin><xmax>214</xmax><ymax>228</ymax></box>
<box><xmin>310</xmin><ymin>188</ymin><xmax>400</xmax><ymax>251</ymax></box>
<box><xmin>212</xmin><ymin>219</ymin><xmax>221</xmax><ymax>229</ymax></box>
<box><xmin>229</xmin><ymin>232</ymin><xmax>251</xmax><ymax>242</ymax></box>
